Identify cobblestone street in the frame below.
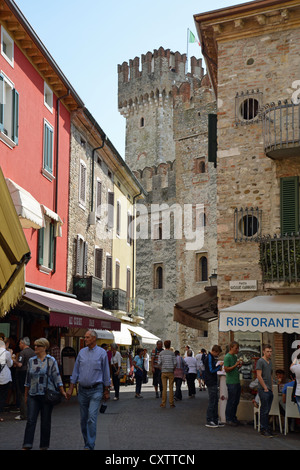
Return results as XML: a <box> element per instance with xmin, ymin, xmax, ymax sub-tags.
<box><xmin>1</xmin><ymin>382</ymin><xmax>300</xmax><ymax>453</ymax></box>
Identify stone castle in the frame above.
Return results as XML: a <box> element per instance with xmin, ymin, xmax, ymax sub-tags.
<box><xmin>118</xmin><ymin>47</ymin><xmax>218</xmax><ymax>352</ymax></box>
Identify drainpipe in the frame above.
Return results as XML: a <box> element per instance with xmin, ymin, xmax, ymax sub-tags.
<box><xmin>53</xmin><ymin>90</ymin><xmax>70</xmax><ymax>274</ymax></box>
<box><xmin>132</xmin><ymin>190</ymin><xmax>142</xmax><ymax>304</ymax></box>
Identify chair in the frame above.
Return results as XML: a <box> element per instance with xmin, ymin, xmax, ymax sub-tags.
<box><xmin>253</xmin><ymin>385</ymin><xmax>282</xmax><ymax>433</ymax></box>
<box><xmin>284</xmin><ymin>386</ymin><xmax>300</xmax><ymax>435</ymax></box>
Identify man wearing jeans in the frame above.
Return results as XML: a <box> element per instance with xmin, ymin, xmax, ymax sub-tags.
<box><xmin>204</xmin><ymin>345</ymin><xmax>224</xmax><ymax>428</ymax></box>
<box><xmin>256</xmin><ymin>344</ymin><xmax>274</xmax><ymax>438</ymax></box>
<box><xmin>67</xmin><ymin>330</ymin><xmax>110</xmax><ymax>450</ymax></box>
<box><xmin>224</xmin><ymin>341</ymin><xmax>242</xmax><ymax>426</ymax></box>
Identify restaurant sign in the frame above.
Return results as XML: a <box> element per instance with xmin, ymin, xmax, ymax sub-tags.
<box><xmin>219</xmin><ymin>312</ymin><xmax>300</xmax><ymax>333</ymax></box>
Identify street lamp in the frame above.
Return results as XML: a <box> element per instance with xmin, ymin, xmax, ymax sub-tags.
<box><xmin>209</xmin><ymin>272</ymin><xmax>218</xmax><ymax>287</ymax></box>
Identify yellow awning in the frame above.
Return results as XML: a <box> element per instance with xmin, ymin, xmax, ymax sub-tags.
<box><xmin>0</xmin><ymin>167</ymin><xmax>31</xmax><ymax>317</ymax></box>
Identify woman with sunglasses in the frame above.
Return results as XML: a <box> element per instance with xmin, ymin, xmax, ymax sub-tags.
<box><xmin>22</xmin><ymin>338</ymin><xmax>66</xmax><ymax>450</ymax></box>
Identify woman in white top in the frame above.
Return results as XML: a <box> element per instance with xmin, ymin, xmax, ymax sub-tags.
<box><xmin>0</xmin><ymin>340</ymin><xmax>13</xmax><ymax>421</ymax></box>
<box><xmin>111</xmin><ymin>344</ymin><xmax>122</xmax><ymax>400</ymax></box>
<box><xmin>184</xmin><ymin>350</ymin><xmax>198</xmax><ymax>398</ymax></box>
<box><xmin>290</xmin><ymin>355</ymin><xmax>300</xmax><ymax>413</ymax></box>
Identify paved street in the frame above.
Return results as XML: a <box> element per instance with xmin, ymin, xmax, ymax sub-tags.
<box><xmin>1</xmin><ymin>382</ymin><xmax>300</xmax><ymax>453</ymax></box>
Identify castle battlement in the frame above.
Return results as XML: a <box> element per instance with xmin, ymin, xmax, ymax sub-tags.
<box><xmin>118</xmin><ymin>47</ymin><xmax>204</xmax><ymax>113</ymax></box>
<box><xmin>133</xmin><ymin>161</ymin><xmax>176</xmax><ymax>195</ymax></box>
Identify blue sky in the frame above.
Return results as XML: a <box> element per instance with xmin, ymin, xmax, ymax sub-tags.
<box><xmin>14</xmin><ymin>0</ymin><xmax>245</xmax><ymax>158</ymax></box>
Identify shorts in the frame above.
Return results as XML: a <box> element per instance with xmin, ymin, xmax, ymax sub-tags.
<box><xmin>152</xmin><ymin>368</ymin><xmax>162</xmax><ymax>387</ymax></box>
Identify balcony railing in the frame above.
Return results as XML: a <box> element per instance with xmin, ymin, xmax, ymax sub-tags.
<box><xmin>260</xmin><ymin>100</ymin><xmax>300</xmax><ymax>158</ymax></box>
<box><xmin>259</xmin><ymin>234</ymin><xmax>300</xmax><ymax>283</ymax></box>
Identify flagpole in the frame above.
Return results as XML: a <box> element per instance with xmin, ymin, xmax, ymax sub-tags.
<box><xmin>186</xmin><ymin>28</ymin><xmax>189</xmax><ymax>74</ymax></box>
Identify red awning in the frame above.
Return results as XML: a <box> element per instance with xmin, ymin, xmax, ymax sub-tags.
<box><xmin>23</xmin><ymin>287</ymin><xmax>121</xmax><ymax>331</ymax></box>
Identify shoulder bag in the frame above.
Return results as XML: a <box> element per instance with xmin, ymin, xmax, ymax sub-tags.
<box><xmin>45</xmin><ymin>357</ymin><xmax>62</xmax><ymax>406</ymax></box>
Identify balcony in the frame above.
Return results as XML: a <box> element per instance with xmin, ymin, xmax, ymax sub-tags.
<box><xmin>261</xmin><ymin>100</ymin><xmax>300</xmax><ymax>159</ymax></box>
<box><xmin>103</xmin><ymin>288</ymin><xmax>127</xmax><ymax>312</ymax></box>
<box><xmin>259</xmin><ymin>234</ymin><xmax>300</xmax><ymax>284</ymax></box>
<box><xmin>73</xmin><ymin>276</ymin><xmax>103</xmax><ymax>303</ymax></box>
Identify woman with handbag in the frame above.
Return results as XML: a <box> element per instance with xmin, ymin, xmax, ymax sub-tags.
<box><xmin>22</xmin><ymin>338</ymin><xmax>66</xmax><ymax>450</ymax></box>
<box><xmin>133</xmin><ymin>348</ymin><xmax>144</xmax><ymax>398</ymax></box>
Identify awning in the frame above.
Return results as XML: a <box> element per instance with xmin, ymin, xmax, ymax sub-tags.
<box><xmin>113</xmin><ymin>323</ymin><xmax>133</xmax><ymax>345</ymax></box>
<box><xmin>127</xmin><ymin>324</ymin><xmax>161</xmax><ymax>345</ymax></box>
<box><xmin>5</xmin><ymin>178</ymin><xmax>44</xmax><ymax>229</ymax></box>
<box><xmin>0</xmin><ymin>168</ymin><xmax>31</xmax><ymax>316</ymax></box>
<box><xmin>41</xmin><ymin>205</ymin><xmax>63</xmax><ymax>237</ymax></box>
<box><xmin>174</xmin><ymin>287</ymin><xmax>218</xmax><ymax>330</ymax></box>
<box><xmin>23</xmin><ymin>287</ymin><xmax>121</xmax><ymax>331</ymax></box>
<box><xmin>219</xmin><ymin>295</ymin><xmax>300</xmax><ymax>334</ymax></box>
<box><xmin>94</xmin><ymin>330</ymin><xmax>114</xmax><ymax>340</ymax></box>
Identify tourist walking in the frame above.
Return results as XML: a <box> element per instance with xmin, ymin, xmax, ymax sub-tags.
<box><xmin>224</xmin><ymin>341</ymin><xmax>242</xmax><ymax>426</ymax></box>
<box><xmin>133</xmin><ymin>348</ymin><xmax>144</xmax><ymax>398</ymax></box>
<box><xmin>174</xmin><ymin>350</ymin><xmax>185</xmax><ymax>401</ymax></box>
<box><xmin>158</xmin><ymin>340</ymin><xmax>176</xmax><ymax>408</ymax></box>
<box><xmin>67</xmin><ymin>330</ymin><xmax>110</xmax><ymax>450</ymax></box>
<box><xmin>13</xmin><ymin>337</ymin><xmax>35</xmax><ymax>420</ymax></box>
<box><xmin>184</xmin><ymin>349</ymin><xmax>197</xmax><ymax>398</ymax></box>
<box><xmin>0</xmin><ymin>339</ymin><xmax>13</xmax><ymax>422</ymax></box>
<box><xmin>22</xmin><ymin>338</ymin><xmax>66</xmax><ymax>450</ymax></box>
<box><xmin>290</xmin><ymin>352</ymin><xmax>300</xmax><ymax>413</ymax></box>
<box><xmin>196</xmin><ymin>349</ymin><xmax>206</xmax><ymax>391</ymax></box>
<box><xmin>151</xmin><ymin>340</ymin><xmax>163</xmax><ymax>398</ymax></box>
<box><xmin>204</xmin><ymin>345</ymin><xmax>224</xmax><ymax>428</ymax></box>
<box><xmin>256</xmin><ymin>344</ymin><xmax>274</xmax><ymax>438</ymax></box>
<box><xmin>111</xmin><ymin>343</ymin><xmax>122</xmax><ymax>401</ymax></box>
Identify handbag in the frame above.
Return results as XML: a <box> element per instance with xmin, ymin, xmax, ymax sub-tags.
<box><xmin>118</xmin><ymin>368</ymin><xmax>125</xmax><ymax>379</ymax></box>
<box><xmin>45</xmin><ymin>357</ymin><xmax>62</xmax><ymax>406</ymax></box>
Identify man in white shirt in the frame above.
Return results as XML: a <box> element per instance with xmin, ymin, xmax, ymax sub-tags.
<box><xmin>0</xmin><ymin>340</ymin><xmax>13</xmax><ymax>420</ymax></box>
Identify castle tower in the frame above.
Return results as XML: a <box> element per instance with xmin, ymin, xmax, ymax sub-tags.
<box><xmin>118</xmin><ymin>48</ymin><xmax>218</xmax><ymax>352</ymax></box>
<box><xmin>118</xmin><ymin>47</ymin><xmax>204</xmax><ymax>171</ymax></box>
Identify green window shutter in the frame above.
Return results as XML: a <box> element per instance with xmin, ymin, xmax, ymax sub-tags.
<box><xmin>38</xmin><ymin>228</ymin><xmax>44</xmax><ymax>265</ymax></box>
<box><xmin>12</xmin><ymin>89</ymin><xmax>19</xmax><ymax>144</ymax></box>
<box><xmin>208</xmin><ymin>114</ymin><xmax>217</xmax><ymax>167</ymax></box>
<box><xmin>0</xmin><ymin>75</ymin><xmax>4</xmax><ymax>133</ymax></box>
<box><xmin>280</xmin><ymin>176</ymin><xmax>299</xmax><ymax>235</ymax></box>
<box><xmin>49</xmin><ymin>223</ymin><xmax>55</xmax><ymax>270</ymax></box>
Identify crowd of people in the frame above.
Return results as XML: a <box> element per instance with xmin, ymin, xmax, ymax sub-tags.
<box><xmin>0</xmin><ymin>330</ymin><xmax>300</xmax><ymax>449</ymax></box>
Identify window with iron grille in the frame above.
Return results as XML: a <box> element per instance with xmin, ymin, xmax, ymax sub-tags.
<box><xmin>235</xmin><ymin>90</ymin><xmax>263</xmax><ymax>126</ymax></box>
<box><xmin>234</xmin><ymin>207</ymin><xmax>262</xmax><ymax>242</ymax></box>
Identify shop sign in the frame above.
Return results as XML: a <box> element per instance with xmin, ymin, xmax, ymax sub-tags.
<box><xmin>219</xmin><ymin>311</ymin><xmax>300</xmax><ymax>333</ymax></box>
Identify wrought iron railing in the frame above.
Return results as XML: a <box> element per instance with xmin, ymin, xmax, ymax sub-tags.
<box><xmin>260</xmin><ymin>100</ymin><xmax>300</xmax><ymax>157</ymax></box>
<box><xmin>259</xmin><ymin>234</ymin><xmax>300</xmax><ymax>283</ymax></box>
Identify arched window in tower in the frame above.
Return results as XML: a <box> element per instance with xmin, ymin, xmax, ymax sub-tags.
<box><xmin>196</xmin><ymin>254</ymin><xmax>208</xmax><ymax>282</ymax></box>
<box><xmin>154</xmin><ymin>263</ymin><xmax>163</xmax><ymax>289</ymax></box>
<box><xmin>140</xmin><ymin>117</ymin><xmax>145</xmax><ymax>128</ymax></box>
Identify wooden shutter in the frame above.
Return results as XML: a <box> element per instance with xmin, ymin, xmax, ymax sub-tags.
<box><xmin>44</xmin><ymin>122</ymin><xmax>53</xmax><ymax>173</ymax></box>
<box><xmin>83</xmin><ymin>241</ymin><xmax>88</xmax><ymax>276</ymax></box>
<box><xmin>115</xmin><ymin>262</ymin><xmax>120</xmax><ymax>288</ymax></box>
<box><xmin>12</xmin><ymin>89</ymin><xmax>19</xmax><ymax>144</ymax></box>
<box><xmin>108</xmin><ymin>192</ymin><xmax>114</xmax><ymax>229</ymax></box>
<box><xmin>96</xmin><ymin>180</ymin><xmax>102</xmax><ymax>216</ymax></box>
<box><xmin>280</xmin><ymin>176</ymin><xmax>299</xmax><ymax>235</ymax></box>
<box><xmin>208</xmin><ymin>114</ymin><xmax>217</xmax><ymax>167</ymax></box>
<box><xmin>106</xmin><ymin>255</ymin><xmax>112</xmax><ymax>288</ymax></box>
<box><xmin>95</xmin><ymin>248</ymin><xmax>103</xmax><ymax>279</ymax></box>
<box><xmin>79</xmin><ymin>162</ymin><xmax>86</xmax><ymax>204</ymax></box>
<box><xmin>0</xmin><ymin>75</ymin><xmax>4</xmax><ymax>133</ymax></box>
<box><xmin>49</xmin><ymin>223</ymin><xmax>55</xmax><ymax>270</ymax></box>
<box><xmin>38</xmin><ymin>228</ymin><xmax>44</xmax><ymax>266</ymax></box>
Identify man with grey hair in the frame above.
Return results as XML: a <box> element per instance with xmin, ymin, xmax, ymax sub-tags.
<box><xmin>14</xmin><ymin>337</ymin><xmax>35</xmax><ymax>420</ymax></box>
<box><xmin>67</xmin><ymin>330</ymin><xmax>110</xmax><ymax>450</ymax></box>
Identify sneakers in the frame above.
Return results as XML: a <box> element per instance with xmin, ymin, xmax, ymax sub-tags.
<box><xmin>205</xmin><ymin>421</ymin><xmax>225</xmax><ymax>428</ymax></box>
<box><xmin>260</xmin><ymin>430</ymin><xmax>274</xmax><ymax>438</ymax></box>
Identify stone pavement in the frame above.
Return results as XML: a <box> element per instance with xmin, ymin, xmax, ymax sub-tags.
<box><xmin>1</xmin><ymin>382</ymin><xmax>300</xmax><ymax>453</ymax></box>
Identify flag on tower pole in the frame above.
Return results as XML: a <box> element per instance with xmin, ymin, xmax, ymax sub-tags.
<box><xmin>186</xmin><ymin>28</ymin><xmax>200</xmax><ymax>73</ymax></box>
<box><xmin>188</xmin><ymin>30</ymin><xmax>200</xmax><ymax>45</ymax></box>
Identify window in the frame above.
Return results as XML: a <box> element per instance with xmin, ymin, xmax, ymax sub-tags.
<box><xmin>1</xmin><ymin>27</ymin><xmax>14</xmax><ymax>67</ymax></box>
<box><xmin>126</xmin><ymin>268</ymin><xmax>131</xmax><ymax>299</ymax></box>
<box><xmin>43</xmin><ymin>120</ymin><xmax>54</xmax><ymax>176</ymax></box>
<box><xmin>116</xmin><ymin>201</ymin><xmax>121</xmax><ymax>236</ymax></box>
<box><xmin>0</xmin><ymin>73</ymin><xmax>19</xmax><ymax>146</ymax></box>
<box><xmin>106</xmin><ymin>255</ymin><xmax>112</xmax><ymax>288</ymax></box>
<box><xmin>44</xmin><ymin>82</ymin><xmax>53</xmax><ymax>112</ymax></box>
<box><xmin>115</xmin><ymin>261</ymin><xmax>120</xmax><ymax>288</ymax></box>
<box><xmin>79</xmin><ymin>160</ymin><xmax>87</xmax><ymax>206</ymax></box>
<box><xmin>196</xmin><ymin>254</ymin><xmax>208</xmax><ymax>282</ymax></box>
<box><xmin>140</xmin><ymin>117</ymin><xmax>145</xmax><ymax>127</ymax></box>
<box><xmin>127</xmin><ymin>213</ymin><xmax>134</xmax><ymax>245</ymax></box>
<box><xmin>95</xmin><ymin>248</ymin><xmax>103</xmax><ymax>279</ymax></box>
<box><xmin>38</xmin><ymin>217</ymin><xmax>55</xmax><ymax>272</ymax></box>
<box><xmin>96</xmin><ymin>179</ymin><xmax>102</xmax><ymax>217</ymax></box>
<box><xmin>154</xmin><ymin>264</ymin><xmax>163</xmax><ymax>289</ymax></box>
<box><xmin>280</xmin><ymin>176</ymin><xmax>299</xmax><ymax>236</ymax></box>
<box><xmin>235</xmin><ymin>90</ymin><xmax>263</xmax><ymax>125</ymax></box>
<box><xmin>234</xmin><ymin>207</ymin><xmax>262</xmax><ymax>242</ymax></box>
<box><xmin>107</xmin><ymin>191</ymin><xmax>114</xmax><ymax>229</ymax></box>
<box><xmin>75</xmin><ymin>235</ymin><xmax>87</xmax><ymax>276</ymax></box>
